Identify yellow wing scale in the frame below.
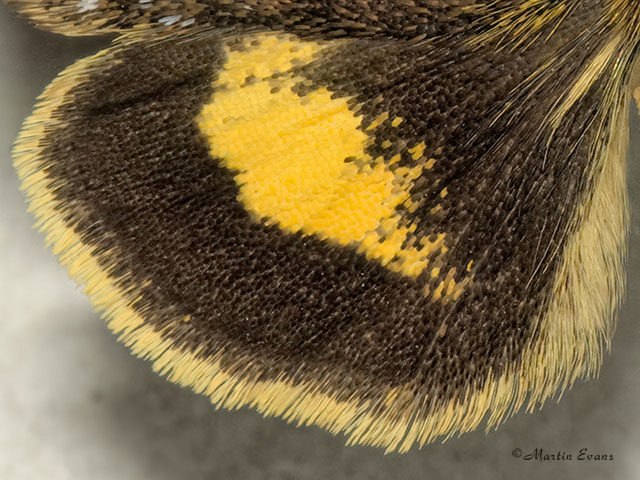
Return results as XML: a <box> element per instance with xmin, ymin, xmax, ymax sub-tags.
<box><xmin>198</xmin><ymin>33</ymin><xmax>472</xmax><ymax>296</ymax></box>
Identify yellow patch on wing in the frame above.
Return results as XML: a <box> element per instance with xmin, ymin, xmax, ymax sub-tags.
<box><xmin>197</xmin><ymin>33</ymin><xmax>472</xmax><ymax>292</ymax></box>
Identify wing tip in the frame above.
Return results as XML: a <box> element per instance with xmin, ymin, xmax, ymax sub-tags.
<box><xmin>7</xmin><ymin>0</ymin><xmax>97</xmax><ymax>35</ymax></box>
<box><xmin>5</xmin><ymin>0</ymin><xmax>197</xmax><ymax>36</ymax></box>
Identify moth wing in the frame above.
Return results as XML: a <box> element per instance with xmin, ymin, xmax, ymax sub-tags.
<box><xmin>13</xmin><ymin>26</ymin><xmax>627</xmax><ymax>452</ymax></box>
<box><xmin>6</xmin><ymin>0</ymin><xmax>416</xmax><ymax>38</ymax></box>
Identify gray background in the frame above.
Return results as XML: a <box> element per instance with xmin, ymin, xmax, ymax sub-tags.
<box><xmin>1</xmin><ymin>5</ymin><xmax>639</xmax><ymax>479</ymax></box>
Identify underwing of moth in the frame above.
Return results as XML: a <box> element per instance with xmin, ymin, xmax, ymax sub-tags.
<box><xmin>7</xmin><ymin>0</ymin><xmax>639</xmax><ymax>452</ymax></box>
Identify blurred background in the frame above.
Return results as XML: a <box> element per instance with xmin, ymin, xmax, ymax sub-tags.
<box><xmin>1</xmin><ymin>4</ymin><xmax>639</xmax><ymax>479</ymax></box>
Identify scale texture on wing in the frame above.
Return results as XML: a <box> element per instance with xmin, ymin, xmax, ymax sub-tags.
<box><xmin>10</xmin><ymin>0</ymin><xmax>636</xmax><ymax>451</ymax></box>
